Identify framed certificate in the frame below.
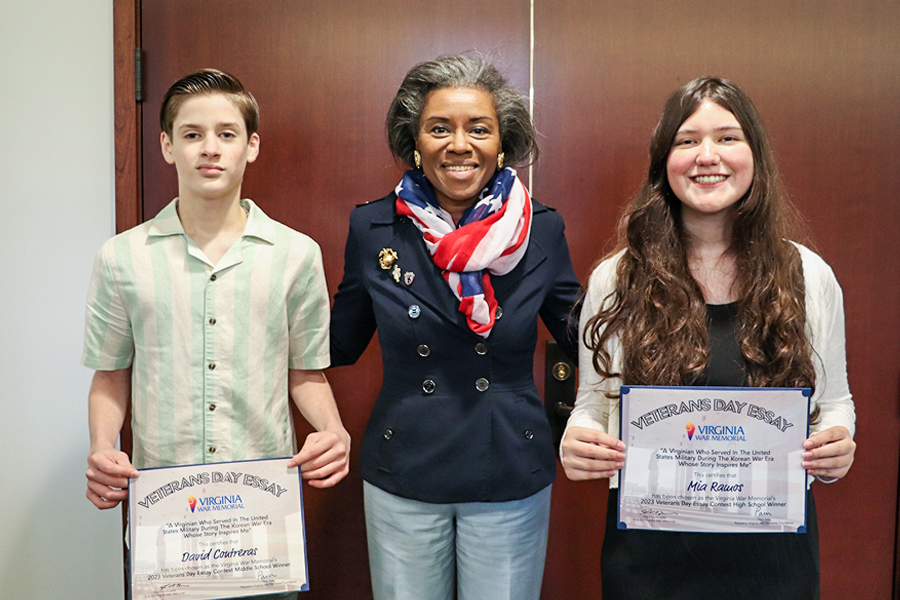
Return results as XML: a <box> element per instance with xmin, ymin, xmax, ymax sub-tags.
<box><xmin>618</xmin><ymin>386</ymin><xmax>810</xmax><ymax>534</ymax></box>
<box><xmin>129</xmin><ymin>458</ymin><xmax>309</xmax><ymax>599</ymax></box>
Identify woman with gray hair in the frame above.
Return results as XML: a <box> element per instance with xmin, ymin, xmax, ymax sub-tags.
<box><xmin>329</xmin><ymin>54</ymin><xmax>581</xmax><ymax>600</ymax></box>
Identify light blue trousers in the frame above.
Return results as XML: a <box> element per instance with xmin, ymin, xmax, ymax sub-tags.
<box><xmin>363</xmin><ymin>481</ymin><xmax>552</xmax><ymax>600</ymax></box>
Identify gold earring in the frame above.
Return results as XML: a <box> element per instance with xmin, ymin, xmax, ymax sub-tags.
<box><xmin>497</xmin><ymin>152</ymin><xmax>505</xmax><ymax>170</ymax></box>
<box><xmin>414</xmin><ymin>150</ymin><xmax>422</xmax><ymax>169</ymax></box>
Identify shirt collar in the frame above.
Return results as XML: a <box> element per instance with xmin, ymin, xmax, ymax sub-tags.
<box><xmin>147</xmin><ymin>198</ymin><xmax>185</xmax><ymax>237</ymax></box>
<box><xmin>147</xmin><ymin>198</ymin><xmax>276</xmax><ymax>245</ymax></box>
<box><xmin>240</xmin><ymin>199</ymin><xmax>276</xmax><ymax>244</ymax></box>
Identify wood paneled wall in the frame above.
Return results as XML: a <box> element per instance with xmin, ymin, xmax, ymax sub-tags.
<box><xmin>114</xmin><ymin>1</ymin><xmax>900</xmax><ymax>597</ymax></box>
<box><xmin>532</xmin><ymin>3</ymin><xmax>900</xmax><ymax>597</ymax></box>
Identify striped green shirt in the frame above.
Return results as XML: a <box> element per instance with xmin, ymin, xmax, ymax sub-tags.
<box><xmin>82</xmin><ymin>199</ymin><xmax>330</xmax><ymax>469</ymax></box>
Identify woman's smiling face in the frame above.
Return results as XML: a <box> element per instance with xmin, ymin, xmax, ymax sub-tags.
<box><xmin>666</xmin><ymin>100</ymin><xmax>754</xmax><ymax>221</ymax></box>
<box><xmin>417</xmin><ymin>86</ymin><xmax>501</xmax><ymax>214</ymax></box>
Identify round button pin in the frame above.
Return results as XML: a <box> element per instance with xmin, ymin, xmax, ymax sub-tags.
<box><xmin>417</xmin><ymin>345</ymin><xmax>431</xmax><ymax>357</ymax></box>
<box><xmin>475</xmin><ymin>378</ymin><xmax>490</xmax><ymax>392</ymax></box>
<box><xmin>422</xmin><ymin>379</ymin><xmax>436</xmax><ymax>394</ymax></box>
<box><xmin>408</xmin><ymin>305</ymin><xmax>421</xmax><ymax>318</ymax></box>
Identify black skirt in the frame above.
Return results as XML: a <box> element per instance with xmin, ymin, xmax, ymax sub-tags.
<box><xmin>601</xmin><ymin>488</ymin><xmax>820</xmax><ymax>600</ymax></box>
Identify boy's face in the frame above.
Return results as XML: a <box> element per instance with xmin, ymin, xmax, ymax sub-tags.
<box><xmin>160</xmin><ymin>94</ymin><xmax>260</xmax><ymax>203</ymax></box>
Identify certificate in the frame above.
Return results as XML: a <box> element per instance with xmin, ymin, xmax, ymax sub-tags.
<box><xmin>129</xmin><ymin>458</ymin><xmax>308</xmax><ymax>599</ymax></box>
<box><xmin>618</xmin><ymin>386</ymin><xmax>810</xmax><ymax>534</ymax></box>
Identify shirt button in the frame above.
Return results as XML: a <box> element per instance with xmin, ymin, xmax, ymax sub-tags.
<box><xmin>408</xmin><ymin>305</ymin><xmax>421</xmax><ymax>319</ymax></box>
<box><xmin>208</xmin><ymin>404</ymin><xmax>216</xmax><ymax>412</ymax></box>
<box><xmin>474</xmin><ymin>343</ymin><xmax>488</xmax><ymax>355</ymax></box>
<box><xmin>524</xmin><ymin>429</ymin><xmax>534</xmax><ymax>440</ymax></box>
<box><xmin>209</xmin><ymin>318</ymin><xmax>216</xmax><ymax>325</ymax></box>
<box><xmin>417</xmin><ymin>344</ymin><xmax>431</xmax><ymax>357</ymax></box>
<box><xmin>210</xmin><ymin>274</ymin><xmax>217</xmax><ymax>282</ymax></box>
<box><xmin>495</xmin><ymin>306</ymin><xmax>503</xmax><ymax>320</ymax></box>
<box><xmin>383</xmin><ymin>429</ymin><xmax>394</xmax><ymax>440</ymax></box>
<box><xmin>208</xmin><ymin>363</ymin><xmax>216</xmax><ymax>370</ymax></box>
<box><xmin>422</xmin><ymin>379</ymin><xmax>436</xmax><ymax>394</ymax></box>
<box><xmin>475</xmin><ymin>378</ymin><xmax>489</xmax><ymax>392</ymax></box>
<box><xmin>208</xmin><ymin>446</ymin><xmax>216</xmax><ymax>454</ymax></box>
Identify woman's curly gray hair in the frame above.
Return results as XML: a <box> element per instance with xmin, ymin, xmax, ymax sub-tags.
<box><xmin>386</xmin><ymin>54</ymin><xmax>539</xmax><ymax>169</ymax></box>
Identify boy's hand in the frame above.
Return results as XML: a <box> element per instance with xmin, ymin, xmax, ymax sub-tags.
<box><xmin>86</xmin><ymin>446</ymin><xmax>138</xmax><ymax>509</ymax></box>
<box><xmin>288</xmin><ymin>427</ymin><xmax>351</xmax><ymax>488</ymax></box>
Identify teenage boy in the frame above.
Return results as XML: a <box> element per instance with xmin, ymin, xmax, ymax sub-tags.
<box><xmin>83</xmin><ymin>69</ymin><xmax>350</xmax><ymax>519</ymax></box>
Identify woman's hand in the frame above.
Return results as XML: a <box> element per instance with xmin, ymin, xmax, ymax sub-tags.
<box><xmin>289</xmin><ymin>427</ymin><xmax>351</xmax><ymax>489</ymax></box>
<box><xmin>802</xmin><ymin>426</ymin><xmax>855</xmax><ymax>481</ymax></box>
<box><xmin>561</xmin><ymin>426</ymin><xmax>626</xmax><ymax>481</ymax></box>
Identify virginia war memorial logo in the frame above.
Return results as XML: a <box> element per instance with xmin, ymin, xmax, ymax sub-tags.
<box><xmin>686</xmin><ymin>422</ymin><xmax>747</xmax><ymax>442</ymax></box>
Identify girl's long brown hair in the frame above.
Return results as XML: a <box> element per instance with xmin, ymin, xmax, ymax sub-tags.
<box><xmin>585</xmin><ymin>77</ymin><xmax>816</xmax><ymax>401</ymax></box>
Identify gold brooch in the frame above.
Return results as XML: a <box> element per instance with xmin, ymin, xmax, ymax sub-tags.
<box><xmin>379</xmin><ymin>248</ymin><xmax>398</xmax><ymax>270</ymax></box>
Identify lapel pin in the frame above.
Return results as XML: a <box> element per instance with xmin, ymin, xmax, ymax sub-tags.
<box><xmin>404</xmin><ymin>271</ymin><xmax>415</xmax><ymax>285</ymax></box>
<box><xmin>392</xmin><ymin>264</ymin><xmax>402</xmax><ymax>283</ymax></box>
<box><xmin>379</xmin><ymin>248</ymin><xmax>398</xmax><ymax>270</ymax></box>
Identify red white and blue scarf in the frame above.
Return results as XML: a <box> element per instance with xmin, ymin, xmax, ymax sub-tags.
<box><xmin>395</xmin><ymin>167</ymin><xmax>532</xmax><ymax>338</ymax></box>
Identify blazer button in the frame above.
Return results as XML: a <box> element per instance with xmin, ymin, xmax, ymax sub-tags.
<box><xmin>417</xmin><ymin>344</ymin><xmax>431</xmax><ymax>357</ymax></box>
<box><xmin>474</xmin><ymin>342</ymin><xmax>487</xmax><ymax>355</ymax></box>
<box><xmin>408</xmin><ymin>305</ymin><xmax>421</xmax><ymax>318</ymax></box>
<box><xmin>383</xmin><ymin>429</ymin><xmax>394</xmax><ymax>440</ymax></box>
<box><xmin>475</xmin><ymin>378</ymin><xmax>490</xmax><ymax>392</ymax></box>
<box><xmin>495</xmin><ymin>306</ymin><xmax>503</xmax><ymax>320</ymax></box>
<box><xmin>524</xmin><ymin>429</ymin><xmax>534</xmax><ymax>440</ymax></box>
<box><xmin>423</xmin><ymin>379</ymin><xmax>436</xmax><ymax>394</ymax></box>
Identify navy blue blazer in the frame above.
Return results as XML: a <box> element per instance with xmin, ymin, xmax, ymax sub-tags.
<box><xmin>330</xmin><ymin>192</ymin><xmax>581</xmax><ymax>503</ymax></box>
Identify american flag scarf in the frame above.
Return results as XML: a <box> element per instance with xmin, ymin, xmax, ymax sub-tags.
<box><xmin>395</xmin><ymin>167</ymin><xmax>532</xmax><ymax>338</ymax></box>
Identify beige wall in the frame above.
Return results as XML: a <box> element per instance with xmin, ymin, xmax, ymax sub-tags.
<box><xmin>0</xmin><ymin>1</ymin><xmax>121</xmax><ymax>598</ymax></box>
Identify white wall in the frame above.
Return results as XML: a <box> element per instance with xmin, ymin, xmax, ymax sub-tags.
<box><xmin>0</xmin><ymin>1</ymin><xmax>123</xmax><ymax>598</ymax></box>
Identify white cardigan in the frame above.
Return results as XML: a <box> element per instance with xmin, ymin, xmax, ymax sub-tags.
<box><xmin>564</xmin><ymin>243</ymin><xmax>856</xmax><ymax>488</ymax></box>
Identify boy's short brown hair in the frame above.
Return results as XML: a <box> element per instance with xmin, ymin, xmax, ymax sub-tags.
<box><xmin>160</xmin><ymin>68</ymin><xmax>259</xmax><ymax>137</ymax></box>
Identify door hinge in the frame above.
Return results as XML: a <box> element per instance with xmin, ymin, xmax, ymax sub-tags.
<box><xmin>134</xmin><ymin>48</ymin><xmax>144</xmax><ymax>102</ymax></box>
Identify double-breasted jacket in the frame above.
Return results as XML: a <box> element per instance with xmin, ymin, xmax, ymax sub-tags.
<box><xmin>330</xmin><ymin>193</ymin><xmax>581</xmax><ymax>503</ymax></box>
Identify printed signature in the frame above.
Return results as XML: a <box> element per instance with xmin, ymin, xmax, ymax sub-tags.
<box><xmin>640</xmin><ymin>508</ymin><xmax>679</xmax><ymax>518</ymax></box>
<box><xmin>160</xmin><ymin>583</ymin><xmax>189</xmax><ymax>590</ymax></box>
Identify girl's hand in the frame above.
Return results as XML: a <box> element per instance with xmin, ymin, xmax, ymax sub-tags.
<box><xmin>561</xmin><ymin>426</ymin><xmax>626</xmax><ymax>481</ymax></box>
<box><xmin>803</xmin><ymin>426</ymin><xmax>855</xmax><ymax>481</ymax></box>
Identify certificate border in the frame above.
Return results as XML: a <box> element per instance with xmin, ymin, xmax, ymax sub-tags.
<box><xmin>617</xmin><ymin>385</ymin><xmax>811</xmax><ymax>534</ymax></box>
<box><xmin>127</xmin><ymin>456</ymin><xmax>310</xmax><ymax>596</ymax></box>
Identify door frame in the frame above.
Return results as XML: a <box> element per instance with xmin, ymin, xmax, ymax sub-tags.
<box><xmin>114</xmin><ymin>0</ymin><xmax>141</xmax><ymax>234</ymax></box>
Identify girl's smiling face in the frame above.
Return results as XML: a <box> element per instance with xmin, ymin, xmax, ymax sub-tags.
<box><xmin>667</xmin><ymin>100</ymin><xmax>754</xmax><ymax>222</ymax></box>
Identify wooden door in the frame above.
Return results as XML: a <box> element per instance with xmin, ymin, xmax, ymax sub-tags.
<box><xmin>134</xmin><ymin>1</ymin><xmax>532</xmax><ymax>598</ymax></box>
<box><xmin>532</xmin><ymin>1</ymin><xmax>900</xmax><ymax>598</ymax></box>
<box><xmin>115</xmin><ymin>0</ymin><xmax>900</xmax><ymax>598</ymax></box>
